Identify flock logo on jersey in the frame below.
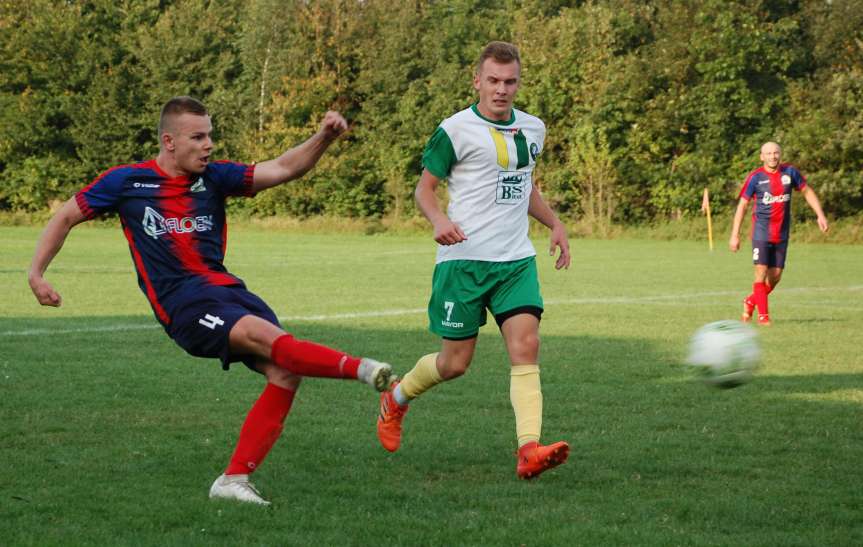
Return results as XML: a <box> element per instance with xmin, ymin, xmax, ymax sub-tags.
<box><xmin>496</xmin><ymin>171</ymin><xmax>526</xmax><ymax>205</ymax></box>
<box><xmin>133</xmin><ymin>182</ymin><xmax>161</xmax><ymax>189</ymax></box>
<box><xmin>761</xmin><ymin>192</ymin><xmax>791</xmax><ymax>205</ymax></box>
<box><xmin>190</xmin><ymin>177</ymin><xmax>206</xmax><ymax>193</ymax></box>
<box><xmin>781</xmin><ymin>175</ymin><xmax>792</xmax><ymax>186</ymax></box>
<box><xmin>142</xmin><ymin>206</ymin><xmax>214</xmax><ymax>239</ymax></box>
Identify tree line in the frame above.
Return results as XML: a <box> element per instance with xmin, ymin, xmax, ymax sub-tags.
<box><xmin>1</xmin><ymin>0</ymin><xmax>861</xmax><ymax>226</ymax></box>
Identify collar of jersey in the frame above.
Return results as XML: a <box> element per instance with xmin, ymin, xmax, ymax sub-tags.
<box><xmin>471</xmin><ymin>103</ymin><xmax>516</xmax><ymax>126</ymax></box>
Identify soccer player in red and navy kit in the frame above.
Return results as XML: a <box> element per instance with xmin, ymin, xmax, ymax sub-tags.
<box><xmin>729</xmin><ymin>142</ymin><xmax>829</xmax><ymax>325</ymax></box>
<box><xmin>28</xmin><ymin>96</ymin><xmax>393</xmax><ymax>506</ymax></box>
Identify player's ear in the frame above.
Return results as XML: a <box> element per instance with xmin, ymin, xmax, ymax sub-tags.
<box><xmin>162</xmin><ymin>132</ymin><xmax>175</xmax><ymax>152</ymax></box>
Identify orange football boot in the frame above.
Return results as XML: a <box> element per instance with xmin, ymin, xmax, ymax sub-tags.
<box><xmin>377</xmin><ymin>382</ymin><xmax>408</xmax><ymax>452</ymax></box>
<box><xmin>517</xmin><ymin>441</ymin><xmax>570</xmax><ymax>480</ymax></box>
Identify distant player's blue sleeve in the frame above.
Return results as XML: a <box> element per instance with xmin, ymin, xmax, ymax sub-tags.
<box><xmin>739</xmin><ymin>173</ymin><xmax>758</xmax><ymax>200</ymax></box>
<box><xmin>789</xmin><ymin>166</ymin><xmax>807</xmax><ymax>191</ymax></box>
<box><xmin>75</xmin><ymin>166</ymin><xmax>127</xmax><ymax>219</ymax></box>
<box><xmin>208</xmin><ymin>161</ymin><xmax>255</xmax><ymax>197</ymax></box>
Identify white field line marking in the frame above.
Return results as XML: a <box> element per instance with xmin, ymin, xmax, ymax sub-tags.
<box><xmin>2</xmin><ymin>285</ymin><xmax>861</xmax><ymax>338</ymax></box>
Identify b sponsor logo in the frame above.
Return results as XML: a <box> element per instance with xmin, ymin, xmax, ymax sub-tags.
<box><xmin>142</xmin><ymin>206</ymin><xmax>214</xmax><ymax>239</ymax></box>
<box><xmin>496</xmin><ymin>171</ymin><xmax>526</xmax><ymax>204</ymax></box>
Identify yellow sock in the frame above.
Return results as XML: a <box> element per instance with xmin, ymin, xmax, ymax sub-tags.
<box><xmin>399</xmin><ymin>353</ymin><xmax>443</xmax><ymax>400</ymax></box>
<box><xmin>510</xmin><ymin>364</ymin><xmax>542</xmax><ymax>447</ymax></box>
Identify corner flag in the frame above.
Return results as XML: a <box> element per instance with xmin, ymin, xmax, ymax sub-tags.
<box><xmin>701</xmin><ymin>187</ymin><xmax>714</xmax><ymax>251</ymax></box>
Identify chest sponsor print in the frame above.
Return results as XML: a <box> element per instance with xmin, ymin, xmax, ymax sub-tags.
<box><xmin>142</xmin><ymin>206</ymin><xmax>214</xmax><ymax>239</ymax></box>
<box><xmin>496</xmin><ymin>171</ymin><xmax>527</xmax><ymax>205</ymax></box>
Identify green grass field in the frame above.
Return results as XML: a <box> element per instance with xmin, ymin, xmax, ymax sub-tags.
<box><xmin>1</xmin><ymin>225</ymin><xmax>861</xmax><ymax>546</ymax></box>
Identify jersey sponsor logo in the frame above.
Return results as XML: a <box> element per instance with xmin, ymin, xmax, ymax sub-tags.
<box><xmin>781</xmin><ymin>174</ymin><xmax>792</xmax><ymax>186</ymax></box>
<box><xmin>761</xmin><ymin>192</ymin><xmax>791</xmax><ymax>205</ymax></box>
<box><xmin>142</xmin><ymin>206</ymin><xmax>214</xmax><ymax>239</ymax></box>
<box><xmin>133</xmin><ymin>182</ymin><xmax>161</xmax><ymax>189</ymax></box>
<box><xmin>190</xmin><ymin>177</ymin><xmax>206</xmax><ymax>193</ymax></box>
<box><xmin>496</xmin><ymin>171</ymin><xmax>526</xmax><ymax>204</ymax></box>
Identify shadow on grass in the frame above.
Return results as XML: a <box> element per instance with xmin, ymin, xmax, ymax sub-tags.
<box><xmin>2</xmin><ymin>315</ymin><xmax>861</xmax><ymax>545</ymax></box>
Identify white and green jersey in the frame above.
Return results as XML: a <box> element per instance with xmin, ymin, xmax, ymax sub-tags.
<box><xmin>422</xmin><ymin>104</ymin><xmax>545</xmax><ymax>263</ymax></box>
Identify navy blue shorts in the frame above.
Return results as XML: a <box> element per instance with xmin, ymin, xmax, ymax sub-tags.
<box><xmin>165</xmin><ymin>285</ymin><xmax>281</xmax><ymax>372</ymax></box>
<box><xmin>752</xmin><ymin>240</ymin><xmax>788</xmax><ymax>268</ymax></box>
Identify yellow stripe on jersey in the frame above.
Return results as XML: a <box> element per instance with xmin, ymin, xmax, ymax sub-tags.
<box><xmin>489</xmin><ymin>127</ymin><xmax>509</xmax><ymax>169</ymax></box>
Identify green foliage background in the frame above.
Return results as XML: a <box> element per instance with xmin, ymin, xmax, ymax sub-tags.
<box><xmin>1</xmin><ymin>0</ymin><xmax>861</xmax><ymax>224</ymax></box>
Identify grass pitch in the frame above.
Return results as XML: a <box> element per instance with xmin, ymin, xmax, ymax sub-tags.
<box><xmin>1</xmin><ymin>225</ymin><xmax>861</xmax><ymax>546</ymax></box>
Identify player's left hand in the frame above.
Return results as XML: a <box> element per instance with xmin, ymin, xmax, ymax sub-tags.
<box><xmin>319</xmin><ymin>111</ymin><xmax>348</xmax><ymax>141</ymax></box>
<box><xmin>549</xmin><ymin>222</ymin><xmax>571</xmax><ymax>270</ymax></box>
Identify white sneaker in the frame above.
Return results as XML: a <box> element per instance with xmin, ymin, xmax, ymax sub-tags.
<box><xmin>357</xmin><ymin>358</ymin><xmax>393</xmax><ymax>392</ymax></box>
<box><xmin>209</xmin><ymin>474</ymin><xmax>271</xmax><ymax>506</ymax></box>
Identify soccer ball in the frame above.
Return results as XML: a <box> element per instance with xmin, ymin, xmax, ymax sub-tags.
<box><xmin>687</xmin><ymin>320</ymin><xmax>759</xmax><ymax>389</ymax></box>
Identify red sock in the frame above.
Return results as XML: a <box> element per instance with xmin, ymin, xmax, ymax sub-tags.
<box><xmin>745</xmin><ymin>284</ymin><xmax>772</xmax><ymax>305</ymax></box>
<box><xmin>753</xmin><ymin>282</ymin><xmax>769</xmax><ymax>316</ymax></box>
<box><xmin>226</xmin><ymin>383</ymin><xmax>296</xmax><ymax>475</ymax></box>
<box><xmin>271</xmin><ymin>334</ymin><xmax>360</xmax><ymax>379</ymax></box>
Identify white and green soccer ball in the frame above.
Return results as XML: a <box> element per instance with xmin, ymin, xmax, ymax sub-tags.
<box><xmin>687</xmin><ymin>320</ymin><xmax>760</xmax><ymax>389</ymax></box>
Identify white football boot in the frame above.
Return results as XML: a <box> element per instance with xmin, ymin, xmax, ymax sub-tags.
<box><xmin>357</xmin><ymin>358</ymin><xmax>393</xmax><ymax>392</ymax></box>
<box><xmin>209</xmin><ymin>474</ymin><xmax>270</xmax><ymax>506</ymax></box>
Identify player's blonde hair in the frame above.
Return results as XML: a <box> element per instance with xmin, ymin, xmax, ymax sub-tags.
<box><xmin>476</xmin><ymin>41</ymin><xmax>521</xmax><ymax>74</ymax></box>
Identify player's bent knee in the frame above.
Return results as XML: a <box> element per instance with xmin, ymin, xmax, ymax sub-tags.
<box><xmin>257</xmin><ymin>360</ymin><xmax>301</xmax><ymax>389</ymax></box>
<box><xmin>438</xmin><ymin>357</ymin><xmax>470</xmax><ymax>380</ymax></box>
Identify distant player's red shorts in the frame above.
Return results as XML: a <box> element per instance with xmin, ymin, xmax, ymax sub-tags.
<box><xmin>751</xmin><ymin>240</ymin><xmax>788</xmax><ymax>268</ymax></box>
<box><xmin>164</xmin><ymin>284</ymin><xmax>281</xmax><ymax>372</ymax></box>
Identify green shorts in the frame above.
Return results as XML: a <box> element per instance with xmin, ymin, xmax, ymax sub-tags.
<box><xmin>427</xmin><ymin>256</ymin><xmax>544</xmax><ymax>339</ymax></box>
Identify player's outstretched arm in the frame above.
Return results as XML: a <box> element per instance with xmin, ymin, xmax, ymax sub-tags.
<box><xmin>728</xmin><ymin>198</ymin><xmax>749</xmax><ymax>252</ymax></box>
<box><xmin>251</xmin><ymin>111</ymin><xmax>349</xmax><ymax>193</ymax></box>
<box><xmin>528</xmin><ymin>185</ymin><xmax>570</xmax><ymax>270</ymax></box>
<box><xmin>802</xmin><ymin>186</ymin><xmax>829</xmax><ymax>233</ymax></box>
<box><xmin>415</xmin><ymin>169</ymin><xmax>466</xmax><ymax>245</ymax></box>
<box><xmin>28</xmin><ymin>197</ymin><xmax>87</xmax><ymax>307</ymax></box>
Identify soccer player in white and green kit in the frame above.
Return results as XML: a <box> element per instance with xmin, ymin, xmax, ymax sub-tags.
<box><xmin>377</xmin><ymin>41</ymin><xmax>572</xmax><ymax>479</ymax></box>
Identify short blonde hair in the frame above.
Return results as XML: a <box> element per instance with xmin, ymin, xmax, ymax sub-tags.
<box><xmin>158</xmin><ymin>96</ymin><xmax>208</xmax><ymax>136</ymax></box>
<box><xmin>476</xmin><ymin>41</ymin><xmax>521</xmax><ymax>74</ymax></box>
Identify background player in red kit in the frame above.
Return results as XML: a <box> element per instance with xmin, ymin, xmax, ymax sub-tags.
<box><xmin>729</xmin><ymin>141</ymin><xmax>829</xmax><ymax>325</ymax></box>
<box><xmin>28</xmin><ymin>96</ymin><xmax>393</xmax><ymax>505</ymax></box>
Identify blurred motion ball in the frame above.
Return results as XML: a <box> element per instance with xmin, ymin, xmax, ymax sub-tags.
<box><xmin>687</xmin><ymin>320</ymin><xmax>759</xmax><ymax>389</ymax></box>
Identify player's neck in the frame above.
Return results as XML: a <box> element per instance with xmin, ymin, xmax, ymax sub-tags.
<box><xmin>156</xmin><ymin>152</ymin><xmax>190</xmax><ymax>179</ymax></box>
<box><xmin>763</xmin><ymin>164</ymin><xmax>779</xmax><ymax>174</ymax></box>
<box><xmin>475</xmin><ymin>101</ymin><xmax>513</xmax><ymax>122</ymax></box>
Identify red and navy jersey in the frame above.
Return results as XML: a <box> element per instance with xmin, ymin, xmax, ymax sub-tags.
<box><xmin>738</xmin><ymin>163</ymin><xmax>807</xmax><ymax>243</ymax></box>
<box><xmin>75</xmin><ymin>159</ymin><xmax>255</xmax><ymax>325</ymax></box>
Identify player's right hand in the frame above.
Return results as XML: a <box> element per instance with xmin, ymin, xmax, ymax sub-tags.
<box><xmin>728</xmin><ymin>235</ymin><xmax>740</xmax><ymax>252</ymax></box>
<box><xmin>30</xmin><ymin>277</ymin><xmax>62</xmax><ymax>307</ymax></box>
<box><xmin>432</xmin><ymin>219</ymin><xmax>467</xmax><ymax>246</ymax></box>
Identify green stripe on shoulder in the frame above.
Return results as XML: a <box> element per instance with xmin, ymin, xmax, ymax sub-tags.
<box><xmin>422</xmin><ymin>126</ymin><xmax>457</xmax><ymax>179</ymax></box>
